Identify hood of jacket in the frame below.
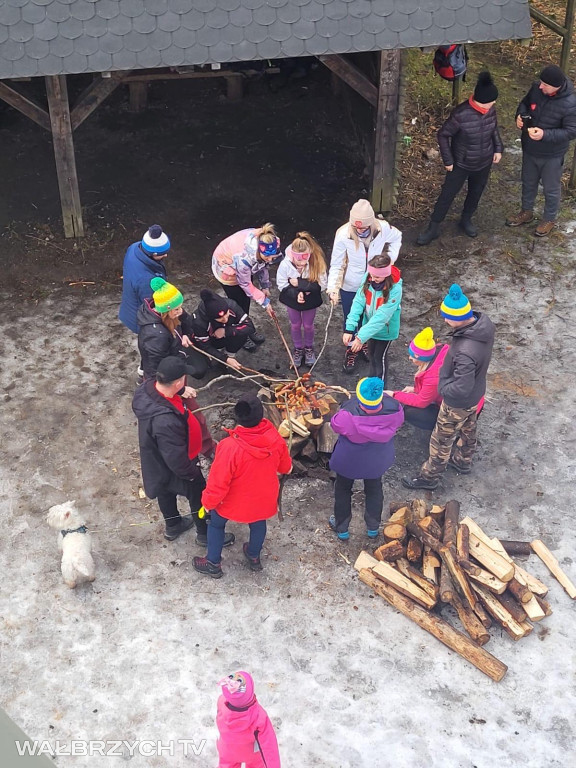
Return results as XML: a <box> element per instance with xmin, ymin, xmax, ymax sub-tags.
<box><xmin>218</xmin><ymin>697</ymin><xmax>261</xmax><ymax>734</ymax></box>
<box><xmin>332</xmin><ymin>396</ymin><xmax>404</xmax><ymax>444</ymax></box>
<box><xmin>136</xmin><ymin>298</ymin><xmax>161</xmax><ymax>329</ymax></box>
<box><xmin>223</xmin><ymin>419</ymin><xmax>279</xmax><ymax>459</ymax></box>
<box><xmin>449</xmin><ymin>311</ymin><xmax>493</xmax><ymax>344</ymax></box>
<box><xmin>132</xmin><ymin>379</ymin><xmax>173</xmax><ymax>422</ymax></box>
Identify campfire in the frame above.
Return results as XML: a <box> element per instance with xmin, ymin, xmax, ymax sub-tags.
<box><xmin>259</xmin><ymin>372</ymin><xmax>349</xmax><ymax>470</ymax></box>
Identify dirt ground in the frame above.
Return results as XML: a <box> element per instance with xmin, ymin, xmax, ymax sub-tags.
<box><xmin>1</xmin><ymin>49</ymin><xmax>576</xmax><ymax>768</ymax></box>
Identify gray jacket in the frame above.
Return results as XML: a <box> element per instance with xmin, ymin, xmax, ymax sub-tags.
<box><xmin>439</xmin><ymin>312</ymin><xmax>495</xmax><ymax>409</ymax></box>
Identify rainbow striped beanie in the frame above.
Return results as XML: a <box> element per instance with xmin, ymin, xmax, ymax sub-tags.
<box><xmin>440</xmin><ymin>283</ymin><xmax>473</xmax><ymax>321</ymax></box>
<box><xmin>151</xmin><ymin>277</ymin><xmax>183</xmax><ymax>314</ymax></box>
<box><xmin>409</xmin><ymin>327</ymin><xmax>436</xmax><ymax>361</ymax></box>
<box><xmin>356</xmin><ymin>377</ymin><xmax>384</xmax><ymax>411</ymax></box>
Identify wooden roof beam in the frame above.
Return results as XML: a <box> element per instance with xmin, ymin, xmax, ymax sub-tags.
<box><xmin>317</xmin><ymin>54</ymin><xmax>378</xmax><ymax>107</ymax></box>
<box><xmin>71</xmin><ymin>73</ymin><xmax>129</xmax><ymax>131</ymax></box>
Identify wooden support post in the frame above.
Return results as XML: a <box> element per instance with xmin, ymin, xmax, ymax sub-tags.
<box><xmin>452</xmin><ymin>75</ymin><xmax>463</xmax><ymax>106</ymax></box>
<box><xmin>129</xmin><ymin>82</ymin><xmax>148</xmax><ymax>113</ymax></box>
<box><xmin>45</xmin><ymin>75</ymin><xmax>84</xmax><ymax>238</ymax></box>
<box><xmin>371</xmin><ymin>49</ymin><xmax>402</xmax><ymax>214</ymax></box>
<box><xmin>561</xmin><ymin>0</ymin><xmax>576</xmax><ymax>72</ymax></box>
<box><xmin>225</xmin><ymin>74</ymin><xmax>243</xmax><ymax>102</ymax></box>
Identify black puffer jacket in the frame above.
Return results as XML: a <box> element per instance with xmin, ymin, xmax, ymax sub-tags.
<box><xmin>137</xmin><ymin>299</ymin><xmax>196</xmax><ymax>379</ymax></box>
<box><xmin>439</xmin><ymin>312</ymin><xmax>495</xmax><ymax>410</ymax></box>
<box><xmin>517</xmin><ymin>78</ymin><xmax>576</xmax><ymax>158</ymax></box>
<box><xmin>189</xmin><ymin>298</ymin><xmax>254</xmax><ymax>362</ymax></box>
<box><xmin>438</xmin><ymin>100</ymin><xmax>503</xmax><ymax>172</ymax></box>
<box><xmin>132</xmin><ymin>380</ymin><xmax>203</xmax><ymax>499</ymax></box>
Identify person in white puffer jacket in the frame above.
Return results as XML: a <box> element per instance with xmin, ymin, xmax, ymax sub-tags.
<box><xmin>327</xmin><ymin>199</ymin><xmax>402</xmax><ymax>373</ymax></box>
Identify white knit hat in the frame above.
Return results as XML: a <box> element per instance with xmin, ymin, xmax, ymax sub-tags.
<box><xmin>142</xmin><ymin>224</ymin><xmax>170</xmax><ymax>254</ymax></box>
<box><xmin>349</xmin><ymin>199</ymin><xmax>375</xmax><ymax>228</ymax></box>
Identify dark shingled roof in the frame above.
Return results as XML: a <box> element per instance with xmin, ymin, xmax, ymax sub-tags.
<box><xmin>0</xmin><ymin>0</ymin><xmax>532</xmax><ymax>80</ymax></box>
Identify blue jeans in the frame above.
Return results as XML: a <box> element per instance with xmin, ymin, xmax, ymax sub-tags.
<box><xmin>206</xmin><ymin>509</ymin><xmax>267</xmax><ymax>564</ymax></box>
<box><xmin>340</xmin><ymin>289</ymin><xmax>358</xmax><ymax>332</ymax></box>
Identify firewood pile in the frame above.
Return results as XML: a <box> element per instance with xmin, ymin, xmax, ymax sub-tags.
<box><xmin>354</xmin><ymin>499</ymin><xmax>576</xmax><ymax>682</ymax></box>
<box><xmin>258</xmin><ymin>373</ymin><xmax>349</xmax><ymax>470</ymax></box>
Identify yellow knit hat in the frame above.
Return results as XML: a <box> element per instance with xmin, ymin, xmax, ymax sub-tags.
<box><xmin>409</xmin><ymin>327</ymin><xmax>436</xmax><ymax>360</ymax></box>
<box><xmin>150</xmin><ymin>277</ymin><xmax>183</xmax><ymax>314</ymax></box>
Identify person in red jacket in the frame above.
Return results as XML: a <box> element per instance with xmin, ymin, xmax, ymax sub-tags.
<box><xmin>216</xmin><ymin>670</ymin><xmax>281</xmax><ymax>768</ymax></box>
<box><xmin>193</xmin><ymin>396</ymin><xmax>292</xmax><ymax>578</ymax></box>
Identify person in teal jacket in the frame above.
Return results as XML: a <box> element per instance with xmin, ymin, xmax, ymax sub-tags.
<box><xmin>342</xmin><ymin>249</ymin><xmax>402</xmax><ymax>382</ymax></box>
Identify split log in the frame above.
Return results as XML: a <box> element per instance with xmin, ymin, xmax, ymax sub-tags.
<box><xmin>460</xmin><ymin>516</ymin><xmax>493</xmax><ymax>547</ymax></box>
<box><xmin>468</xmin><ymin>568</ymin><xmax>507</xmax><ymax>595</ymax></box>
<box><xmin>373</xmin><ymin>540</ymin><xmax>405</xmax><ymax>563</ymax></box>
<box><xmin>519</xmin><ymin>620</ymin><xmax>534</xmax><ymax>637</ymax></box>
<box><xmin>458</xmin><ymin>558</ymin><xmax>482</xmax><ymax>577</ymax></box>
<box><xmin>389</xmin><ymin>501</ymin><xmax>409</xmax><ymax>515</ymax></box>
<box><xmin>411</xmin><ymin>499</ymin><xmax>427</xmax><ymax>520</ymax></box>
<box><xmin>428</xmin><ymin>504</ymin><xmax>445</xmax><ymax>523</ymax></box>
<box><xmin>354</xmin><ymin>550</ymin><xmax>379</xmax><ymax>572</ymax></box>
<box><xmin>406</xmin><ymin>536</ymin><xmax>423</xmax><ymax>563</ymax></box>
<box><xmin>530</xmin><ymin>539</ymin><xmax>576</xmax><ymax>599</ymax></box>
<box><xmin>506</xmin><ymin>577</ymin><xmax>532</xmax><ymax>604</ymax></box>
<box><xmin>473</xmin><ymin>584</ymin><xmax>525</xmax><ymax>641</ymax></box>
<box><xmin>500</xmin><ymin>540</ymin><xmax>532</xmax><ymax>557</ymax></box>
<box><xmin>440</xmin><ymin>500</ymin><xmax>460</xmax><ymax>606</ymax></box>
<box><xmin>514</xmin><ymin>563</ymin><xmax>548</xmax><ymax>597</ymax></box>
<box><xmin>383</xmin><ymin>523</ymin><xmax>407</xmax><ymax>543</ymax></box>
<box><xmin>316</xmin><ymin>421</ymin><xmax>338</xmax><ymax>454</ymax></box>
<box><xmin>396</xmin><ymin>558</ymin><xmax>439</xmax><ymax>601</ymax></box>
<box><xmin>498</xmin><ymin>591</ymin><xmax>528</xmax><ymax>624</ymax></box>
<box><xmin>468</xmin><ymin>534</ymin><xmax>515</xmax><ymax>582</ymax></box>
<box><xmin>534</xmin><ymin>594</ymin><xmax>552</xmax><ymax>617</ymax></box>
<box><xmin>358</xmin><ymin>569</ymin><xmax>507</xmax><ymax>682</ymax></box>
<box><xmin>457</xmin><ymin>524</ymin><xmax>470</xmax><ymax>561</ymax></box>
<box><xmin>371</xmin><ymin>561</ymin><xmax>436</xmax><ymax>609</ymax></box>
<box><xmin>449</xmin><ymin>591</ymin><xmax>490</xmax><ymax>646</ymax></box>
<box><xmin>422</xmin><ymin>546</ymin><xmax>440</xmax><ymax>584</ymax></box>
<box><xmin>419</xmin><ymin>516</ymin><xmax>442</xmax><ymax>540</ymax></box>
<box><xmin>302</xmin><ymin>413</ymin><xmax>323</xmax><ymax>436</ymax></box>
<box><xmin>388</xmin><ymin>505</ymin><xmax>412</xmax><ymax>526</ymax></box>
<box><xmin>441</xmin><ymin>546</ymin><xmax>477</xmax><ymax>611</ymax></box>
<box><xmin>473</xmin><ymin>602</ymin><xmax>493</xmax><ymax>629</ymax></box>
<box><xmin>522</xmin><ymin>594</ymin><xmax>546</xmax><ymax>622</ymax></box>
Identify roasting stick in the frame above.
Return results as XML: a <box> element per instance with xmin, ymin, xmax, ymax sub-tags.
<box><xmin>309</xmin><ymin>302</ymin><xmax>334</xmax><ymax>374</ymax></box>
<box><xmin>270</xmin><ymin>310</ymin><xmax>301</xmax><ymax>379</ymax></box>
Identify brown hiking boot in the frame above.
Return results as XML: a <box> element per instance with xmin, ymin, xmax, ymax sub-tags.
<box><xmin>505</xmin><ymin>209</ymin><xmax>534</xmax><ymax>227</ymax></box>
<box><xmin>535</xmin><ymin>220</ymin><xmax>555</xmax><ymax>237</ymax></box>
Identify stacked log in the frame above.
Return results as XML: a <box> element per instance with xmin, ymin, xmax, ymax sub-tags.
<box><xmin>353</xmin><ymin>499</ymin><xmax>574</xmax><ymax>681</ymax></box>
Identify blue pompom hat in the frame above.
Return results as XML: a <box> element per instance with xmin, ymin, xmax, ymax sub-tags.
<box><xmin>440</xmin><ymin>283</ymin><xmax>473</xmax><ymax>321</ymax></box>
<box><xmin>142</xmin><ymin>224</ymin><xmax>170</xmax><ymax>254</ymax></box>
<box><xmin>356</xmin><ymin>377</ymin><xmax>384</xmax><ymax>411</ymax></box>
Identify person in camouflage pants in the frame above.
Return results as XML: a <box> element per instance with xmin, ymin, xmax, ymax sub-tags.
<box><xmin>403</xmin><ymin>284</ymin><xmax>494</xmax><ymax>490</ymax></box>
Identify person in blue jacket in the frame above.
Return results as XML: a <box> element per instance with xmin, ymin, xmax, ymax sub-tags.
<box><xmin>342</xmin><ymin>248</ymin><xmax>402</xmax><ymax>383</ymax></box>
<box><xmin>119</xmin><ymin>224</ymin><xmax>171</xmax><ymax>334</ymax></box>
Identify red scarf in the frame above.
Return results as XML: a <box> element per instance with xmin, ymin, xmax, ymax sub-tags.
<box><xmin>468</xmin><ymin>96</ymin><xmax>490</xmax><ymax>115</ymax></box>
<box><xmin>156</xmin><ymin>385</ymin><xmax>203</xmax><ymax>459</ymax></box>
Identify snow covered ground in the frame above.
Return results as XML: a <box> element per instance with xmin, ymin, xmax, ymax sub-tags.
<box><xmin>1</xmin><ymin>224</ymin><xmax>576</xmax><ymax>767</ymax></box>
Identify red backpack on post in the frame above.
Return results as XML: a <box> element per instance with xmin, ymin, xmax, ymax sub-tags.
<box><xmin>433</xmin><ymin>44</ymin><xmax>468</xmax><ymax>81</ymax></box>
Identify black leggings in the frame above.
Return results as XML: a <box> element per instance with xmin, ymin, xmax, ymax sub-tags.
<box><xmin>333</xmin><ymin>474</ymin><xmax>383</xmax><ymax>532</ymax></box>
<box><xmin>403</xmin><ymin>404</ymin><xmax>440</xmax><ymax>431</ymax></box>
<box><xmin>367</xmin><ymin>339</ymin><xmax>392</xmax><ymax>383</ymax></box>
<box><xmin>222</xmin><ymin>283</ymin><xmax>251</xmax><ymax>315</ymax></box>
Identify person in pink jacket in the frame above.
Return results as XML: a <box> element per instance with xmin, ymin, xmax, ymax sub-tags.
<box><xmin>384</xmin><ymin>327</ymin><xmax>449</xmax><ymax>430</ymax></box>
<box><xmin>386</xmin><ymin>327</ymin><xmax>484</xmax><ymax>431</ymax></box>
<box><xmin>216</xmin><ymin>671</ymin><xmax>280</xmax><ymax>768</ymax></box>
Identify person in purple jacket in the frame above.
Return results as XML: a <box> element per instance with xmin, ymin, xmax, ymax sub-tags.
<box><xmin>328</xmin><ymin>377</ymin><xmax>404</xmax><ymax>541</ymax></box>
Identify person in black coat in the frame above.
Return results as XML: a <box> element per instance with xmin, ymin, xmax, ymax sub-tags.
<box><xmin>190</xmin><ymin>290</ymin><xmax>255</xmax><ymax>370</ymax></box>
<box><xmin>417</xmin><ymin>71</ymin><xmax>503</xmax><ymax>245</ymax></box>
<box><xmin>506</xmin><ymin>64</ymin><xmax>576</xmax><ymax>237</ymax></box>
<box><xmin>137</xmin><ymin>277</ymin><xmax>208</xmax><ymax>381</ymax></box>
<box><xmin>132</xmin><ymin>356</ymin><xmax>235</xmax><ymax>547</ymax></box>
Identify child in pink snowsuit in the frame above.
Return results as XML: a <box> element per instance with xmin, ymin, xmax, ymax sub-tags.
<box><xmin>216</xmin><ymin>671</ymin><xmax>281</xmax><ymax>768</ymax></box>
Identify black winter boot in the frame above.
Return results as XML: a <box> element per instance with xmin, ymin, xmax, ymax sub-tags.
<box><xmin>459</xmin><ymin>217</ymin><xmax>478</xmax><ymax>238</ymax></box>
<box><xmin>416</xmin><ymin>221</ymin><xmax>440</xmax><ymax>246</ymax></box>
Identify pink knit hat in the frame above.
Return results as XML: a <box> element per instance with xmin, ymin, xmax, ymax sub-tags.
<box><xmin>220</xmin><ymin>671</ymin><xmax>255</xmax><ymax>707</ymax></box>
<box><xmin>349</xmin><ymin>199</ymin><xmax>375</xmax><ymax>228</ymax></box>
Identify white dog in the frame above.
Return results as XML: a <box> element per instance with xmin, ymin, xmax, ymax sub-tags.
<box><xmin>46</xmin><ymin>501</ymin><xmax>96</xmax><ymax>588</ymax></box>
